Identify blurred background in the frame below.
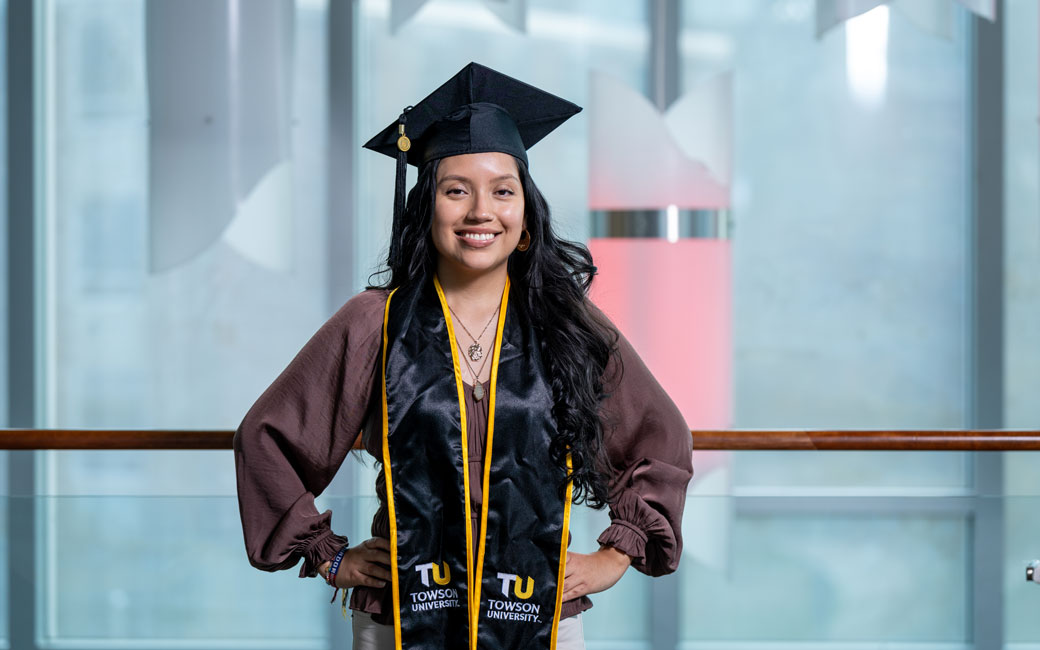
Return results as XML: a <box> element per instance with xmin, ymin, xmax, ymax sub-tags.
<box><xmin>2</xmin><ymin>0</ymin><xmax>1040</xmax><ymax>648</ymax></box>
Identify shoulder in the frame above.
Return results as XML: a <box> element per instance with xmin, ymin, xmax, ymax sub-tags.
<box><xmin>295</xmin><ymin>289</ymin><xmax>390</xmax><ymax>358</ymax></box>
<box><xmin>581</xmin><ymin>298</ymin><xmax>621</xmax><ymax>340</ymax></box>
<box><xmin>327</xmin><ymin>289</ymin><xmax>391</xmax><ymax>333</ymax></box>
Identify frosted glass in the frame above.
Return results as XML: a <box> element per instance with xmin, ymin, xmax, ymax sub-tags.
<box><xmin>588</xmin><ymin>71</ymin><xmax>731</xmax><ymax>210</ymax></box>
<box><xmin>680</xmin><ymin>509</ymin><xmax>969</xmax><ymax>642</ymax></box>
<box><xmin>734</xmin><ymin>450</ymin><xmax>970</xmax><ymax>490</ymax></box>
<box><xmin>42</xmin><ymin>0</ymin><xmax>333</xmax><ymax>642</ymax></box>
<box><xmin>0</xmin><ymin>459</ymin><xmax>6</xmax><ymax>644</ymax></box>
<box><xmin>1004</xmin><ymin>0</ymin><xmax>1040</xmax><ymax>430</ymax></box>
<box><xmin>1003</xmin><ymin>2</ymin><xmax>1040</xmax><ymax>641</ymax></box>
<box><xmin>2</xmin><ymin>0</ymin><xmax>10</xmax><ymax>640</ymax></box>
<box><xmin>50</xmin><ymin>496</ymin><xmax>322</xmax><ymax>641</ymax></box>
<box><xmin>1005</xmin><ymin>495</ymin><xmax>1040</xmax><ymax>644</ymax></box>
<box><xmin>681</xmin><ymin>1</ymin><xmax>971</xmax><ymax>489</ymax></box>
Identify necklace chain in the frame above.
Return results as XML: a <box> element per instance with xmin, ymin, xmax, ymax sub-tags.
<box><xmin>447</xmin><ymin>303</ymin><xmax>499</xmax><ymax>401</ymax></box>
<box><xmin>448</xmin><ymin>303</ymin><xmax>498</xmax><ymax>362</ymax></box>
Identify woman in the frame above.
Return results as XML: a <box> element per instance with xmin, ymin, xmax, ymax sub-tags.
<box><xmin>234</xmin><ymin>63</ymin><xmax>693</xmax><ymax>650</ymax></box>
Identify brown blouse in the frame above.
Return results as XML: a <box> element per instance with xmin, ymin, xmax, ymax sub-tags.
<box><xmin>234</xmin><ymin>289</ymin><xmax>693</xmax><ymax>621</ymax></box>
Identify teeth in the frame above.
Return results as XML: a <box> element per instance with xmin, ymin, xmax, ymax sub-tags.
<box><xmin>461</xmin><ymin>232</ymin><xmax>495</xmax><ymax>241</ymax></box>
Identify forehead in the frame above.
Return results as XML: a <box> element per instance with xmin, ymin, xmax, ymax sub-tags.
<box><xmin>436</xmin><ymin>152</ymin><xmax>519</xmax><ymax>180</ymax></box>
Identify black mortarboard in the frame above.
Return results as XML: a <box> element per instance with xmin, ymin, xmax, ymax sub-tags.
<box><xmin>363</xmin><ymin>63</ymin><xmax>581</xmax><ymax>260</ymax></box>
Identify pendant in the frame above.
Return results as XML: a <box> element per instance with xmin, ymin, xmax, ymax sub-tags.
<box><xmin>468</xmin><ymin>342</ymin><xmax>483</xmax><ymax>362</ymax></box>
<box><xmin>472</xmin><ymin>382</ymin><xmax>485</xmax><ymax>401</ymax></box>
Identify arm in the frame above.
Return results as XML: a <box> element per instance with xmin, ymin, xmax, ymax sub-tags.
<box><xmin>233</xmin><ymin>290</ymin><xmax>386</xmax><ymax>577</ymax></box>
<box><xmin>596</xmin><ymin>328</ymin><xmax>694</xmax><ymax>576</ymax></box>
<box><xmin>563</xmin><ymin>322</ymin><xmax>693</xmax><ymax>599</ymax></box>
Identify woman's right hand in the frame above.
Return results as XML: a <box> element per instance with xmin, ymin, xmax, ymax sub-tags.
<box><xmin>319</xmin><ymin>537</ymin><xmax>392</xmax><ymax>589</ymax></box>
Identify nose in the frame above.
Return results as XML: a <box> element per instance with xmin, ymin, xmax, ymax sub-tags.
<box><xmin>468</xmin><ymin>191</ymin><xmax>493</xmax><ymax>222</ymax></box>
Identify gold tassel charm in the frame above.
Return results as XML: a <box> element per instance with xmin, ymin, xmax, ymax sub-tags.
<box><xmin>397</xmin><ymin>123</ymin><xmax>411</xmax><ymax>152</ymax></box>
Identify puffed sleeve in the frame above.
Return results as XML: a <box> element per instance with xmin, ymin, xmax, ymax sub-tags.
<box><xmin>596</xmin><ymin>328</ymin><xmax>694</xmax><ymax>576</ymax></box>
<box><xmin>234</xmin><ymin>289</ymin><xmax>388</xmax><ymax>577</ymax></box>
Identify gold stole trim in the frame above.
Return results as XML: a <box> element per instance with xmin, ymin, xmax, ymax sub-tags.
<box><xmin>381</xmin><ymin>287</ymin><xmax>403</xmax><ymax>650</ymax></box>
<box><xmin>432</xmin><ymin>276</ymin><xmax>476</xmax><ymax>629</ymax></box>
<box><xmin>549</xmin><ymin>454</ymin><xmax>573</xmax><ymax>650</ymax></box>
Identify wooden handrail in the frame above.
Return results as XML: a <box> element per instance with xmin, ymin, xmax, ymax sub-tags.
<box><xmin>0</xmin><ymin>430</ymin><xmax>232</xmax><ymax>450</ymax></box>
<box><xmin>0</xmin><ymin>429</ymin><xmax>1038</xmax><ymax>451</ymax></box>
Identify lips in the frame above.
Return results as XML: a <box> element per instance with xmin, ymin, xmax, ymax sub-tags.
<box><xmin>456</xmin><ymin>230</ymin><xmax>500</xmax><ymax>247</ymax></box>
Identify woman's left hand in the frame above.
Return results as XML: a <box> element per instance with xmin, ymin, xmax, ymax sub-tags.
<box><xmin>561</xmin><ymin>545</ymin><xmax>632</xmax><ymax>602</ymax></box>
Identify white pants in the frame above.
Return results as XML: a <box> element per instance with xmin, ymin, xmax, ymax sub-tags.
<box><xmin>351</xmin><ymin>611</ymin><xmax>585</xmax><ymax>650</ymax></box>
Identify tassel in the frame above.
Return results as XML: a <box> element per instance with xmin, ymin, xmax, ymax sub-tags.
<box><xmin>389</xmin><ymin>107</ymin><xmax>412</xmax><ymax>270</ymax></box>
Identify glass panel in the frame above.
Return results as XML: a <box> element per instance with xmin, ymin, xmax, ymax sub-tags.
<box><xmin>0</xmin><ymin>0</ymin><xmax>6</xmax><ymax>421</ymax></box>
<box><xmin>681</xmin><ymin>2</ymin><xmax>971</xmax><ymax>489</ymax></box>
<box><xmin>51</xmin><ymin>495</ymin><xmax>321</xmax><ymax>641</ymax></box>
<box><xmin>1006</xmin><ymin>492</ymin><xmax>1040</xmax><ymax>645</ymax></box>
<box><xmin>41</xmin><ymin>495</ymin><xmax>379</xmax><ymax>643</ymax></box>
<box><xmin>733</xmin><ymin>451</ymin><xmax>970</xmax><ymax>491</ymax></box>
<box><xmin>46</xmin><ymin>0</ymin><xmax>330</xmax><ymax>429</ymax></box>
<box><xmin>0</xmin><ymin>460</ymin><xmax>6</xmax><ymax>645</ymax></box>
<box><xmin>680</xmin><ymin>506</ymin><xmax>971</xmax><ymax>643</ymax></box>
<box><xmin>41</xmin><ymin>0</ymin><xmax>331</xmax><ymax>641</ymax></box>
<box><xmin>1005</xmin><ymin>0</ymin><xmax>1040</xmax><ymax>431</ymax></box>
<box><xmin>676</xmin><ymin>6</ymin><xmax>978</xmax><ymax>645</ymax></box>
<box><xmin>4</xmin><ymin>491</ymin><xmax>1034</xmax><ymax>645</ymax></box>
<box><xmin>1</xmin><ymin>0</ymin><xmax>9</xmax><ymax>641</ymax></box>
<box><xmin>1004</xmin><ymin>2</ymin><xmax>1040</xmax><ymax>642</ymax></box>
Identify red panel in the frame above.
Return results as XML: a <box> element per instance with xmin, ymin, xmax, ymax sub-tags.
<box><xmin>588</xmin><ymin>238</ymin><xmax>732</xmax><ymax>436</ymax></box>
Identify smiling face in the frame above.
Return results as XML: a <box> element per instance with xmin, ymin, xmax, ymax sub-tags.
<box><xmin>431</xmin><ymin>152</ymin><xmax>526</xmax><ymax>283</ymax></box>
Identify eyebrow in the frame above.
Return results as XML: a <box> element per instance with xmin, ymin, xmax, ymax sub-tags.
<box><xmin>438</xmin><ymin>174</ymin><xmax>520</xmax><ymax>184</ymax></box>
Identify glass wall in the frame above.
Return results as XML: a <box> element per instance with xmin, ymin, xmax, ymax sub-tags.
<box><xmin>4</xmin><ymin>0</ymin><xmax>1039</xmax><ymax>647</ymax></box>
<box><xmin>40</xmin><ymin>0</ymin><xmax>329</xmax><ymax>642</ymax></box>
<box><xmin>1004</xmin><ymin>0</ymin><xmax>1040</xmax><ymax>644</ymax></box>
<box><xmin>678</xmin><ymin>2</ymin><xmax>976</xmax><ymax>644</ymax></box>
<box><xmin>1</xmin><ymin>0</ymin><xmax>8</xmax><ymax>640</ymax></box>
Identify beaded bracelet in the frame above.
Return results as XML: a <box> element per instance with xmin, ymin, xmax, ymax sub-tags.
<box><xmin>326</xmin><ymin>544</ymin><xmax>350</xmax><ymax>618</ymax></box>
<box><xmin>326</xmin><ymin>544</ymin><xmax>349</xmax><ymax>587</ymax></box>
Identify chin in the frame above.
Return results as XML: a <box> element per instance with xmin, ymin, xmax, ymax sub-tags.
<box><xmin>444</xmin><ymin>256</ymin><xmax>509</xmax><ymax>278</ymax></box>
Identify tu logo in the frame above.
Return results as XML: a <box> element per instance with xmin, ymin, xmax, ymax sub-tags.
<box><xmin>496</xmin><ymin>572</ymin><xmax>534</xmax><ymax>599</ymax></box>
<box><xmin>415</xmin><ymin>561</ymin><xmax>451</xmax><ymax>588</ymax></box>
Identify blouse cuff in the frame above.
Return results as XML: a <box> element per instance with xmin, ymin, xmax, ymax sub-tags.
<box><xmin>598</xmin><ymin>487</ymin><xmax>682</xmax><ymax>575</ymax></box>
<box><xmin>597</xmin><ymin>520</ymin><xmax>647</xmax><ymax>564</ymax></box>
<box><xmin>298</xmin><ymin>529</ymin><xmax>349</xmax><ymax>578</ymax></box>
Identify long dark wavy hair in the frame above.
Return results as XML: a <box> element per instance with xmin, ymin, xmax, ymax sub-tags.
<box><xmin>369</xmin><ymin>157</ymin><xmax>621</xmax><ymax>508</ymax></box>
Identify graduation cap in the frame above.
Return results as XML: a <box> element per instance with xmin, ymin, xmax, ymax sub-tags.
<box><xmin>363</xmin><ymin>62</ymin><xmax>581</xmax><ymax>257</ymax></box>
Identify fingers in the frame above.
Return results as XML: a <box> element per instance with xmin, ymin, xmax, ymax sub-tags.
<box><xmin>332</xmin><ymin>538</ymin><xmax>394</xmax><ymax>589</ymax></box>
<box><xmin>362</xmin><ymin>562</ymin><xmax>392</xmax><ymax>582</ymax></box>
<box><xmin>564</xmin><ymin>551</ymin><xmax>585</xmax><ymax>580</ymax></box>
<box><xmin>560</xmin><ymin>579</ymin><xmax>585</xmax><ymax>602</ymax></box>
<box><xmin>360</xmin><ymin>538</ymin><xmax>392</xmax><ymax>565</ymax></box>
<box><xmin>562</xmin><ymin>553</ymin><xmax>585</xmax><ymax>601</ymax></box>
<box><xmin>343</xmin><ymin>567</ymin><xmax>388</xmax><ymax>589</ymax></box>
<box><xmin>360</xmin><ymin>547</ymin><xmax>391</xmax><ymax>566</ymax></box>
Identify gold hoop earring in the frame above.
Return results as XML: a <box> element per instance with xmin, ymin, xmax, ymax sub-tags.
<box><xmin>516</xmin><ymin>230</ymin><xmax>531</xmax><ymax>252</ymax></box>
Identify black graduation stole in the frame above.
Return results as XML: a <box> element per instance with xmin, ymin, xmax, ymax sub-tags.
<box><xmin>379</xmin><ymin>275</ymin><xmax>573</xmax><ymax>650</ymax></box>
